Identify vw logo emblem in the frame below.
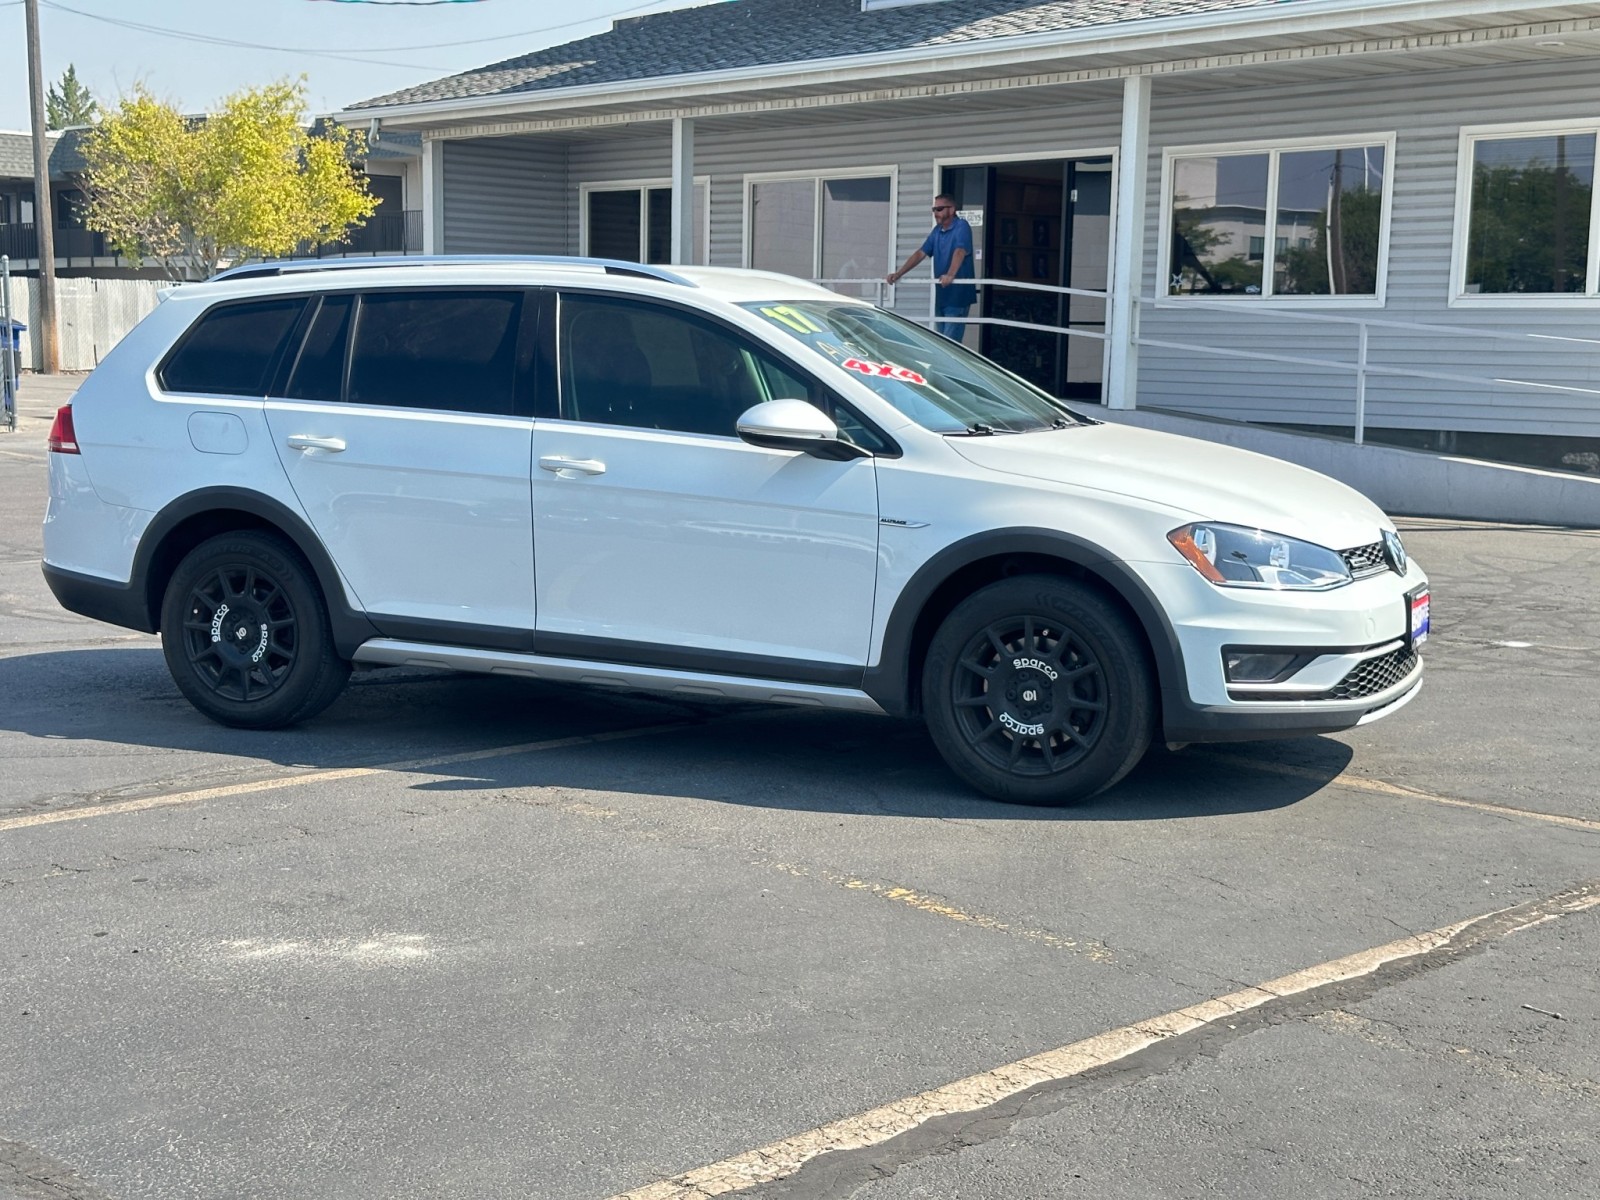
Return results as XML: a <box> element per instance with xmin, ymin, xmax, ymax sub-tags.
<box><xmin>1382</xmin><ymin>530</ymin><xmax>1407</xmax><ymax>575</ymax></box>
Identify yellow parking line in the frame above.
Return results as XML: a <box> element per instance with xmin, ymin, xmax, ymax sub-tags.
<box><xmin>1197</xmin><ymin>751</ymin><xmax>1600</xmax><ymax>834</ymax></box>
<box><xmin>761</xmin><ymin>860</ymin><xmax>1112</xmax><ymax>961</ymax></box>
<box><xmin>0</xmin><ymin>721</ymin><xmax>695</xmax><ymax>834</ymax></box>
<box><xmin>606</xmin><ymin>884</ymin><xmax>1600</xmax><ymax>1200</ymax></box>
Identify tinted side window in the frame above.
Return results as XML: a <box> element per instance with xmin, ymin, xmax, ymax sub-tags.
<box><xmin>283</xmin><ymin>295</ymin><xmax>353</xmax><ymax>403</ymax></box>
<box><xmin>347</xmin><ymin>290</ymin><xmax>523</xmax><ymax>414</ymax></box>
<box><xmin>560</xmin><ymin>295</ymin><xmax>800</xmax><ymax>436</ymax></box>
<box><xmin>560</xmin><ymin>294</ymin><xmax>889</xmax><ymax>449</ymax></box>
<box><xmin>161</xmin><ymin>298</ymin><xmax>306</xmax><ymax>396</ymax></box>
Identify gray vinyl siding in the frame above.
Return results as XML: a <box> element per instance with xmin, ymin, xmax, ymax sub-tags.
<box><xmin>563</xmin><ymin>98</ymin><xmax>1127</xmax><ymax>274</ymax></box>
<box><xmin>435</xmin><ymin>56</ymin><xmax>1600</xmax><ymax>439</ymax></box>
<box><xmin>1134</xmin><ymin>58</ymin><xmax>1600</xmax><ymax>436</ymax></box>
<box><xmin>442</xmin><ymin>138</ymin><xmax>567</xmax><ymax>254</ymax></box>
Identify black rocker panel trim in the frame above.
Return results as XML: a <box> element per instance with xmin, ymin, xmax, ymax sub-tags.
<box><xmin>366</xmin><ymin>613</ymin><xmax>535</xmax><ymax>654</ymax></box>
<box><xmin>131</xmin><ymin>487</ymin><xmax>380</xmax><ymax>657</ymax></box>
<box><xmin>535</xmin><ymin>631</ymin><xmax>863</xmax><ymax>688</ymax></box>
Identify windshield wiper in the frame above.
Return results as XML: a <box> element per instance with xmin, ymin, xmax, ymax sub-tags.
<box><xmin>949</xmin><ymin>422</ymin><xmax>1018</xmax><ymax>436</ymax></box>
<box><xmin>1014</xmin><ymin>414</ymin><xmax>1090</xmax><ymax>433</ymax></box>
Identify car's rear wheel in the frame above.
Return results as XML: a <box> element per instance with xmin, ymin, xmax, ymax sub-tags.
<box><xmin>160</xmin><ymin>531</ymin><xmax>350</xmax><ymax>729</ymax></box>
<box><xmin>924</xmin><ymin>575</ymin><xmax>1154</xmax><ymax>806</ymax></box>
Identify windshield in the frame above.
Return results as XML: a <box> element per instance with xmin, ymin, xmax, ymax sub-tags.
<box><xmin>741</xmin><ymin>301</ymin><xmax>1088</xmax><ymax>434</ymax></box>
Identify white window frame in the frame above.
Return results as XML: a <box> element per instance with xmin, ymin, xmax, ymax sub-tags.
<box><xmin>742</xmin><ymin>166</ymin><xmax>899</xmax><ymax>285</ymax></box>
<box><xmin>1159</xmin><ymin>132</ymin><xmax>1396</xmax><ymax>307</ymax></box>
<box><xmin>578</xmin><ymin>176</ymin><xmax>711</xmax><ymax>264</ymax></box>
<box><xmin>1450</xmin><ymin>118</ymin><xmax>1600</xmax><ymax>308</ymax></box>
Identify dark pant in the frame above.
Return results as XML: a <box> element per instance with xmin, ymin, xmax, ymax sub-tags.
<box><xmin>936</xmin><ymin>302</ymin><xmax>971</xmax><ymax>341</ymax></box>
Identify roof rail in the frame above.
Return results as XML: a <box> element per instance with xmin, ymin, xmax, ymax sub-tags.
<box><xmin>208</xmin><ymin>255</ymin><xmax>698</xmax><ymax>287</ymax></box>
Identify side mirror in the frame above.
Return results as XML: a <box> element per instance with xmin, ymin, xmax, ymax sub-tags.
<box><xmin>736</xmin><ymin>399</ymin><xmax>869</xmax><ymax>460</ymax></box>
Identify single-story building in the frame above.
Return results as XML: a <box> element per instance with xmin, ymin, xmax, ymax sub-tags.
<box><xmin>338</xmin><ymin>0</ymin><xmax>1600</xmax><ymax>477</ymax></box>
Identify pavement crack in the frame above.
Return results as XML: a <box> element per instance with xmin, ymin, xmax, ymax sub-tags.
<box><xmin>0</xmin><ymin>1136</ymin><xmax>114</xmax><ymax>1200</ymax></box>
<box><xmin>730</xmin><ymin>880</ymin><xmax>1600</xmax><ymax>1200</ymax></box>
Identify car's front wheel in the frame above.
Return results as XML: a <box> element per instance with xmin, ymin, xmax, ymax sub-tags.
<box><xmin>160</xmin><ymin>531</ymin><xmax>350</xmax><ymax>729</ymax></box>
<box><xmin>924</xmin><ymin>575</ymin><xmax>1154</xmax><ymax>805</ymax></box>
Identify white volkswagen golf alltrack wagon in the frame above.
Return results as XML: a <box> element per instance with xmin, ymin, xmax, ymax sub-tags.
<box><xmin>42</xmin><ymin>257</ymin><xmax>1429</xmax><ymax>805</ymax></box>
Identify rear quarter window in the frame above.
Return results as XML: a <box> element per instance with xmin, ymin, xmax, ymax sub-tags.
<box><xmin>159</xmin><ymin>298</ymin><xmax>307</xmax><ymax>396</ymax></box>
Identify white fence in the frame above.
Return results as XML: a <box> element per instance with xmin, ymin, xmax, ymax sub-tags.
<box><xmin>2</xmin><ymin>275</ymin><xmax>171</xmax><ymax>372</ymax></box>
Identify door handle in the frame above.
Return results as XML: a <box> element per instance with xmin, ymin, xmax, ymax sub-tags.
<box><xmin>286</xmin><ymin>434</ymin><xmax>347</xmax><ymax>453</ymax></box>
<box><xmin>539</xmin><ymin>455</ymin><xmax>606</xmax><ymax>477</ymax></box>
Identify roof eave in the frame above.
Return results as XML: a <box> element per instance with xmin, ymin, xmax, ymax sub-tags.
<box><xmin>335</xmin><ymin>0</ymin><xmax>1547</xmax><ymax>126</ymax></box>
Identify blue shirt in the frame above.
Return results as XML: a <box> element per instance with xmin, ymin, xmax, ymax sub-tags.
<box><xmin>921</xmin><ymin>217</ymin><xmax>976</xmax><ymax>308</ymax></box>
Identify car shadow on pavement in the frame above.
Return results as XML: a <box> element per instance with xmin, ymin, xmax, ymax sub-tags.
<box><xmin>0</xmin><ymin>648</ymin><xmax>1348</xmax><ymax>823</ymax></box>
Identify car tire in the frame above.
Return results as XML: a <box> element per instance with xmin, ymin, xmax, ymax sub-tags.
<box><xmin>160</xmin><ymin>531</ymin><xmax>350</xmax><ymax>729</ymax></box>
<box><xmin>924</xmin><ymin>574</ymin><xmax>1154</xmax><ymax>806</ymax></box>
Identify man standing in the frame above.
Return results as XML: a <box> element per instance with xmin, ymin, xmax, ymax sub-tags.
<box><xmin>888</xmin><ymin>194</ymin><xmax>977</xmax><ymax>340</ymax></box>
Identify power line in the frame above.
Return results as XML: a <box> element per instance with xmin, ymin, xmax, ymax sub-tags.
<box><xmin>38</xmin><ymin>0</ymin><xmax>683</xmax><ymax>62</ymax></box>
<box><xmin>38</xmin><ymin>0</ymin><xmax>452</xmax><ymax>69</ymax></box>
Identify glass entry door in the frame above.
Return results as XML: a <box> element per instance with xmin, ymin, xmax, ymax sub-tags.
<box><xmin>940</xmin><ymin>158</ymin><xmax>1110</xmax><ymax>401</ymax></box>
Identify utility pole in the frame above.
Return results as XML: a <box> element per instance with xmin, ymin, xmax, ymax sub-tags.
<box><xmin>24</xmin><ymin>0</ymin><xmax>60</xmax><ymax>373</ymax></box>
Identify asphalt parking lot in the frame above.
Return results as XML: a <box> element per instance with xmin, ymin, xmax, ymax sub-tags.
<box><xmin>3</xmin><ymin>375</ymin><xmax>1597</xmax><ymax>1200</ymax></box>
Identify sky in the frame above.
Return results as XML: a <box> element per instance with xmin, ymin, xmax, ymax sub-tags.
<box><xmin>0</xmin><ymin>0</ymin><xmax>711</xmax><ymax>130</ymax></box>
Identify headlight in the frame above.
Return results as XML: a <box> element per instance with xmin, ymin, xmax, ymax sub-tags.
<box><xmin>1168</xmin><ymin>523</ymin><xmax>1352</xmax><ymax>591</ymax></box>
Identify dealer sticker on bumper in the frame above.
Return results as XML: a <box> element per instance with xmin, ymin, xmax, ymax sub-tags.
<box><xmin>1410</xmin><ymin>589</ymin><xmax>1430</xmax><ymax>646</ymax></box>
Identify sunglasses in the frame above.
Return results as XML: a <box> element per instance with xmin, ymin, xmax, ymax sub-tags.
<box><xmin>932</xmin><ymin>205</ymin><xmax>953</xmax><ymax>212</ymax></box>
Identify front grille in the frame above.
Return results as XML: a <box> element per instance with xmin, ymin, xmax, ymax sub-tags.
<box><xmin>1229</xmin><ymin>644</ymin><xmax>1420</xmax><ymax>703</ymax></box>
<box><xmin>1341</xmin><ymin>541</ymin><xmax>1390</xmax><ymax>578</ymax></box>
<box><xmin>1327</xmin><ymin>644</ymin><xmax>1419</xmax><ymax>700</ymax></box>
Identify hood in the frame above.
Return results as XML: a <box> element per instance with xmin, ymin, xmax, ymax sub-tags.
<box><xmin>948</xmin><ymin>422</ymin><xmax>1389</xmax><ymax>549</ymax></box>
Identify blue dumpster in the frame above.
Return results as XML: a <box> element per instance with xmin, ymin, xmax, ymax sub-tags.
<box><xmin>3</xmin><ymin>318</ymin><xmax>21</xmax><ymax>355</ymax></box>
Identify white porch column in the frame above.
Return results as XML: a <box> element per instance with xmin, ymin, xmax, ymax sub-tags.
<box><xmin>671</xmin><ymin>117</ymin><xmax>695</xmax><ymax>264</ymax></box>
<box><xmin>1107</xmin><ymin>75</ymin><xmax>1151</xmax><ymax>411</ymax></box>
<box><xmin>421</xmin><ymin>137</ymin><xmax>447</xmax><ymax>255</ymax></box>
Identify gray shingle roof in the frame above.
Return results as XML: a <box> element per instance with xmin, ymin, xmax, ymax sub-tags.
<box><xmin>0</xmin><ymin>130</ymin><xmax>82</xmax><ymax>182</ymax></box>
<box><xmin>348</xmin><ymin>0</ymin><xmax>1282</xmax><ymax>111</ymax></box>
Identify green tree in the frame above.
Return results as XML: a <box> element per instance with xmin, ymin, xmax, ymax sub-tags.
<box><xmin>1169</xmin><ymin>200</ymin><xmax>1262</xmax><ymax>294</ymax></box>
<box><xmin>46</xmin><ymin>64</ymin><xmax>99</xmax><ymax>129</ymax></box>
<box><xmin>1277</xmin><ymin>187</ymin><xmax>1383</xmax><ymax>296</ymax></box>
<box><xmin>1465</xmin><ymin>162</ymin><xmax>1592</xmax><ymax>293</ymax></box>
<box><xmin>80</xmin><ymin>79</ymin><xmax>377</xmax><ymax>281</ymax></box>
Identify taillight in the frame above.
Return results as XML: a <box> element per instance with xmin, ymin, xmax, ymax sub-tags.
<box><xmin>48</xmin><ymin>405</ymin><xmax>79</xmax><ymax>454</ymax></box>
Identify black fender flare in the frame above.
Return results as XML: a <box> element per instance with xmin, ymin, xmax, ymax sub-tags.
<box><xmin>861</xmin><ymin>528</ymin><xmax>1188</xmax><ymax>720</ymax></box>
<box><xmin>133</xmin><ymin>486</ymin><xmax>379</xmax><ymax>656</ymax></box>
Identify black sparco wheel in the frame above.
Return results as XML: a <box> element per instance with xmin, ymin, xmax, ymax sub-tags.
<box><xmin>160</xmin><ymin>532</ymin><xmax>349</xmax><ymax>729</ymax></box>
<box><xmin>924</xmin><ymin>575</ymin><xmax>1154</xmax><ymax>806</ymax></box>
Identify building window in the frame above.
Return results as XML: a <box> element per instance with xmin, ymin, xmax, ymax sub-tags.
<box><xmin>1458</xmin><ymin>126</ymin><xmax>1598</xmax><ymax>298</ymax></box>
<box><xmin>582</xmin><ymin>180</ymin><xmax>707</xmax><ymax>265</ymax></box>
<box><xmin>747</xmin><ymin>172</ymin><xmax>894</xmax><ymax>297</ymax></box>
<box><xmin>1166</xmin><ymin>139</ymin><xmax>1390</xmax><ymax>299</ymax></box>
<box><xmin>56</xmin><ymin>190</ymin><xmax>86</xmax><ymax>229</ymax></box>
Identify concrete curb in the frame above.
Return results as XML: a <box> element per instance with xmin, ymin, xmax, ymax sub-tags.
<box><xmin>1095</xmin><ymin>408</ymin><xmax>1600</xmax><ymax>527</ymax></box>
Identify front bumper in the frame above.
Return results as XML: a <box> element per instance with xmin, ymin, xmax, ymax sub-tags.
<box><xmin>1145</xmin><ymin>558</ymin><xmax>1429</xmax><ymax>744</ymax></box>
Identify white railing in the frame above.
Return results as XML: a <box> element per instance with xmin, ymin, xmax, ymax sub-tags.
<box><xmin>819</xmin><ymin>273</ymin><xmax>1600</xmax><ymax>447</ymax></box>
<box><xmin>1133</xmin><ymin>295</ymin><xmax>1600</xmax><ymax>445</ymax></box>
<box><xmin>817</xmin><ymin>275</ymin><xmax>1110</xmax><ymax>346</ymax></box>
